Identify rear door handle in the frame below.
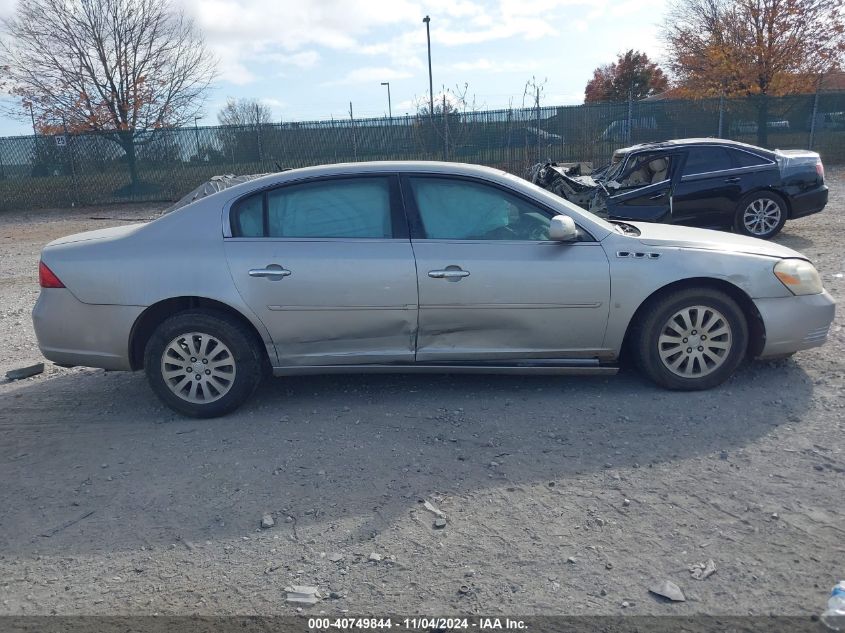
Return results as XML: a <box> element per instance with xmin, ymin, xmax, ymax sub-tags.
<box><xmin>724</xmin><ymin>176</ymin><xmax>741</xmax><ymax>183</ymax></box>
<box><xmin>429</xmin><ymin>268</ymin><xmax>470</xmax><ymax>280</ymax></box>
<box><xmin>249</xmin><ymin>265</ymin><xmax>291</xmax><ymax>279</ymax></box>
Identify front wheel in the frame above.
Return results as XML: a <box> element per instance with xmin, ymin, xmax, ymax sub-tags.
<box><xmin>633</xmin><ymin>288</ymin><xmax>748</xmax><ymax>390</ymax></box>
<box><xmin>144</xmin><ymin>311</ymin><xmax>265</xmax><ymax>418</ymax></box>
<box><xmin>734</xmin><ymin>192</ymin><xmax>787</xmax><ymax>239</ymax></box>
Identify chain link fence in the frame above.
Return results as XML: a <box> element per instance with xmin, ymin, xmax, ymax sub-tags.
<box><xmin>0</xmin><ymin>92</ymin><xmax>843</xmax><ymax>211</ymax></box>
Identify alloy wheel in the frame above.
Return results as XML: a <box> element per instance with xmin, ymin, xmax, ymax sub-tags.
<box><xmin>160</xmin><ymin>331</ymin><xmax>237</xmax><ymax>404</ymax></box>
<box><xmin>657</xmin><ymin>305</ymin><xmax>733</xmax><ymax>378</ymax></box>
<box><xmin>742</xmin><ymin>198</ymin><xmax>781</xmax><ymax>236</ymax></box>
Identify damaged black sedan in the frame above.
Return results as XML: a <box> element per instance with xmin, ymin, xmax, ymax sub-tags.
<box><xmin>531</xmin><ymin>138</ymin><xmax>828</xmax><ymax>239</ymax></box>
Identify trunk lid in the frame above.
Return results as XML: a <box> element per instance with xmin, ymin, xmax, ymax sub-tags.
<box><xmin>45</xmin><ymin>223</ymin><xmax>146</xmax><ymax>247</ymax></box>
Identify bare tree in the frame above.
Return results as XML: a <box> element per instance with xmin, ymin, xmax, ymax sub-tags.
<box><xmin>217</xmin><ymin>98</ymin><xmax>274</xmax><ymax>127</ymax></box>
<box><xmin>0</xmin><ymin>0</ymin><xmax>217</xmax><ymax>191</ymax></box>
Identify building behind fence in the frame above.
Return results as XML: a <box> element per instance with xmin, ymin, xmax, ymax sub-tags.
<box><xmin>1</xmin><ymin>91</ymin><xmax>844</xmax><ymax>211</ymax></box>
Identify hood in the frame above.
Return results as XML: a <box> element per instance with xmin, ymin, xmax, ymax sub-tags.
<box><xmin>629</xmin><ymin>222</ymin><xmax>805</xmax><ymax>259</ymax></box>
<box><xmin>46</xmin><ymin>223</ymin><xmax>146</xmax><ymax>247</ymax></box>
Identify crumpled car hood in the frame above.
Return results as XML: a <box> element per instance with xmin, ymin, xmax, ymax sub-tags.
<box><xmin>629</xmin><ymin>222</ymin><xmax>805</xmax><ymax>259</ymax></box>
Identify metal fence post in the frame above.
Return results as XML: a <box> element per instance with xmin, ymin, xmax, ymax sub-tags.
<box><xmin>442</xmin><ymin>93</ymin><xmax>449</xmax><ymax>161</ymax></box>
<box><xmin>61</xmin><ymin>116</ymin><xmax>79</xmax><ymax>206</ymax></box>
<box><xmin>627</xmin><ymin>88</ymin><xmax>633</xmax><ymax>146</ymax></box>
<box><xmin>718</xmin><ymin>94</ymin><xmax>725</xmax><ymax>138</ymax></box>
<box><xmin>809</xmin><ymin>87</ymin><xmax>820</xmax><ymax>150</ymax></box>
<box><xmin>349</xmin><ymin>102</ymin><xmax>357</xmax><ymax>161</ymax></box>
<box><xmin>535</xmin><ymin>87</ymin><xmax>541</xmax><ymax>164</ymax></box>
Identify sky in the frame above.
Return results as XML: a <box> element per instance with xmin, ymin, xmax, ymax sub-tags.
<box><xmin>0</xmin><ymin>0</ymin><xmax>668</xmax><ymax>136</ymax></box>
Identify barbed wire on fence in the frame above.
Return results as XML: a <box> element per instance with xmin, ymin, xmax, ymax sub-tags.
<box><xmin>0</xmin><ymin>91</ymin><xmax>843</xmax><ymax>211</ymax></box>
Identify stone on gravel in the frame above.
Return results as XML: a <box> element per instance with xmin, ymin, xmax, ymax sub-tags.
<box><xmin>691</xmin><ymin>559</ymin><xmax>717</xmax><ymax>581</ymax></box>
<box><xmin>285</xmin><ymin>585</ymin><xmax>320</xmax><ymax>604</ymax></box>
<box><xmin>368</xmin><ymin>552</ymin><xmax>382</xmax><ymax>562</ymax></box>
<box><xmin>649</xmin><ymin>580</ymin><xmax>686</xmax><ymax>602</ymax></box>
<box><xmin>433</xmin><ymin>517</ymin><xmax>447</xmax><ymax>529</ymax></box>
<box><xmin>260</xmin><ymin>514</ymin><xmax>275</xmax><ymax>529</ymax></box>
<box><xmin>5</xmin><ymin>363</ymin><xmax>44</xmax><ymax>381</ymax></box>
<box><xmin>327</xmin><ymin>553</ymin><xmax>344</xmax><ymax>562</ymax></box>
<box><xmin>422</xmin><ymin>499</ymin><xmax>445</xmax><ymax>518</ymax></box>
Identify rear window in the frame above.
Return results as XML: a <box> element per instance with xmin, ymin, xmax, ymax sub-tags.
<box><xmin>682</xmin><ymin>147</ymin><xmax>732</xmax><ymax>176</ymax></box>
<box><xmin>731</xmin><ymin>150</ymin><xmax>772</xmax><ymax>168</ymax></box>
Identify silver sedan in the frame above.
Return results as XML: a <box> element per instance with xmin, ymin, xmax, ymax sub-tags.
<box><xmin>33</xmin><ymin>162</ymin><xmax>835</xmax><ymax>417</ymax></box>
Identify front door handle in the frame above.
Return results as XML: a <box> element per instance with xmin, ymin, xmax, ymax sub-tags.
<box><xmin>724</xmin><ymin>176</ymin><xmax>741</xmax><ymax>183</ymax></box>
<box><xmin>648</xmin><ymin>192</ymin><xmax>667</xmax><ymax>200</ymax></box>
<box><xmin>249</xmin><ymin>264</ymin><xmax>291</xmax><ymax>279</ymax></box>
<box><xmin>429</xmin><ymin>267</ymin><xmax>470</xmax><ymax>281</ymax></box>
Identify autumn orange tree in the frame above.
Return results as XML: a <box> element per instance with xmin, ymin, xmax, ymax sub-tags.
<box><xmin>0</xmin><ymin>0</ymin><xmax>216</xmax><ymax>192</ymax></box>
<box><xmin>584</xmin><ymin>50</ymin><xmax>668</xmax><ymax>103</ymax></box>
<box><xmin>662</xmin><ymin>0</ymin><xmax>845</xmax><ymax>144</ymax></box>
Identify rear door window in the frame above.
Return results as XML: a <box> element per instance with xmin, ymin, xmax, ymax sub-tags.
<box><xmin>682</xmin><ymin>147</ymin><xmax>733</xmax><ymax>176</ymax></box>
<box><xmin>231</xmin><ymin>177</ymin><xmax>393</xmax><ymax>238</ymax></box>
<box><xmin>730</xmin><ymin>150</ymin><xmax>772</xmax><ymax>168</ymax></box>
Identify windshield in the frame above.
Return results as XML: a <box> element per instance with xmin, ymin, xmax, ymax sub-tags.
<box><xmin>600</xmin><ymin>151</ymin><xmax>628</xmax><ymax>181</ymax></box>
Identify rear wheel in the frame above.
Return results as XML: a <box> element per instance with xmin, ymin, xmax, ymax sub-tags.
<box><xmin>144</xmin><ymin>311</ymin><xmax>265</xmax><ymax>417</ymax></box>
<box><xmin>633</xmin><ymin>288</ymin><xmax>748</xmax><ymax>390</ymax></box>
<box><xmin>734</xmin><ymin>191</ymin><xmax>787</xmax><ymax>239</ymax></box>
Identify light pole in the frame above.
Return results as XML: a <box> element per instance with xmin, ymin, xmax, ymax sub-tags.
<box><xmin>380</xmin><ymin>82</ymin><xmax>392</xmax><ymax>120</ymax></box>
<box><xmin>423</xmin><ymin>15</ymin><xmax>434</xmax><ymax>119</ymax></box>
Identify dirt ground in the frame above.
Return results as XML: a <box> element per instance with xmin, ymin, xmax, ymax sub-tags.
<box><xmin>0</xmin><ymin>171</ymin><xmax>843</xmax><ymax>618</ymax></box>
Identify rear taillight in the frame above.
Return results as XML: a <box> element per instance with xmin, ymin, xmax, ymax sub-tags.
<box><xmin>816</xmin><ymin>160</ymin><xmax>825</xmax><ymax>181</ymax></box>
<box><xmin>39</xmin><ymin>261</ymin><xmax>65</xmax><ymax>288</ymax></box>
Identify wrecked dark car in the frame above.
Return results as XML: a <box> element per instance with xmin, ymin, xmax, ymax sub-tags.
<box><xmin>531</xmin><ymin>138</ymin><xmax>828</xmax><ymax>239</ymax></box>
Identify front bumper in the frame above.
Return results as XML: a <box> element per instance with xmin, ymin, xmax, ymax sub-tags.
<box><xmin>754</xmin><ymin>290</ymin><xmax>836</xmax><ymax>357</ymax></box>
<box><xmin>789</xmin><ymin>185</ymin><xmax>828</xmax><ymax>219</ymax></box>
<box><xmin>32</xmin><ymin>289</ymin><xmax>143</xmax><ymax>371</ymax></box>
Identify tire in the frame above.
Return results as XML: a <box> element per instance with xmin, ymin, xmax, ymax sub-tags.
<box><xmin>144</xmin><ymin>310</ymin><xmax>265</xmax><ymax>418</ymax></box>
<box><xmin>733</xmin><ymin>191</ymin><xmax>787</xmax><ymax>239</ymax></box>
<box><xmin>633</xmin><ymin>288</ymin><xmax>748</xmax><ymax>390</ymax></box>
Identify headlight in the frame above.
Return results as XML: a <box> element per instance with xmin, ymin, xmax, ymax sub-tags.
<box><xmin>773</xmin><ymin>259</ymin><xmax>823</xmax><ymax>295</ymax></box>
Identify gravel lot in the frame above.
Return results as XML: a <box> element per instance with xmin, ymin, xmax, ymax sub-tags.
<box><xmin>0</xmin><ymin>171</ymin><xmax>843</xmax><ymax>617</ymax></box>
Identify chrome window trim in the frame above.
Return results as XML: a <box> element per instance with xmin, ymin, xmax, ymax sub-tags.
<box><xmin>680</xmin><ymin>163</ymin><xmax>777</xmax><ymax>182</ymax></box>
<box><xmin>223</xmin><ymin>236</ymin><xmax>405</xmax><ymax>243</ymax></box>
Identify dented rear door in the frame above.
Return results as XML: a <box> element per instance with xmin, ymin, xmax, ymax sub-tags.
<box><xmin>224</xmin><ymin>175</ymin><xmax>418</xmax><ymax>367</ymax></box>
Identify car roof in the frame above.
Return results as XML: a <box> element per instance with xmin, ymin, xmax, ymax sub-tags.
<box><xmin>616</xmin><ymin>138</ymin><xmax>776</xmax><ymax>156</ymax></box>
<box><xmin>254</xmin><ymin>160</ymin><xmax>512</xmax><ymax>183</ymax></box>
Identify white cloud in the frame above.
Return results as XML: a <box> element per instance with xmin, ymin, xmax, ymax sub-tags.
<box><xmin>266</xmin><ymin>50</ymin><xmax>321</xmax><ymax>69</ymax></box>
<box><xmin>450</xmin><ymin>58</ymin><xmax>534</xmax><ymax>73</ymax></box>
<box><xmin>327</xmin><ymin>66</ymin><xmax>414</xmax><ymax>86</ymax></box>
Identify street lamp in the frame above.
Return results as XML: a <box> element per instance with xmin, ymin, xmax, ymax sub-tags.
<box><xmin>380</xmin><ymin>82</ymin><xmax>392</xmax><ymax>120</ymax></box>
<box><xmin>423</xmin><ymin>15</ymin><xmax>434</xmax><ymax>119</ymax></box>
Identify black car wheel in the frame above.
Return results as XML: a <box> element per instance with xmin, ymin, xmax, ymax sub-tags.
<box><xmin>734</xmin><ymin>192</ymin><xmax>787</xmax><ymax>239</ymax></box>
<box><xmin>633</xmin><ymin>288</ymin><xmax>748</xmax><ymax>390</ymax></box>
<box><xmin>144</xmin><ymin>310</ymin><xmax>265</xmax><ymax>418</ymax></box>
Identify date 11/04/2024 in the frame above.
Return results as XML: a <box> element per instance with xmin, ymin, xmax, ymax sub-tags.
<box><xmin>307</xmin><ymin>618</ymin><xmax>528</xmax><ymax>630</ymax></box>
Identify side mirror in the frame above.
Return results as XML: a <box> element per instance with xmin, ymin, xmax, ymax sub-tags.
<box><xmin>549</xmin><ymin>215</ymin><xmax>578</xmax><ymax>242</ymax></box>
